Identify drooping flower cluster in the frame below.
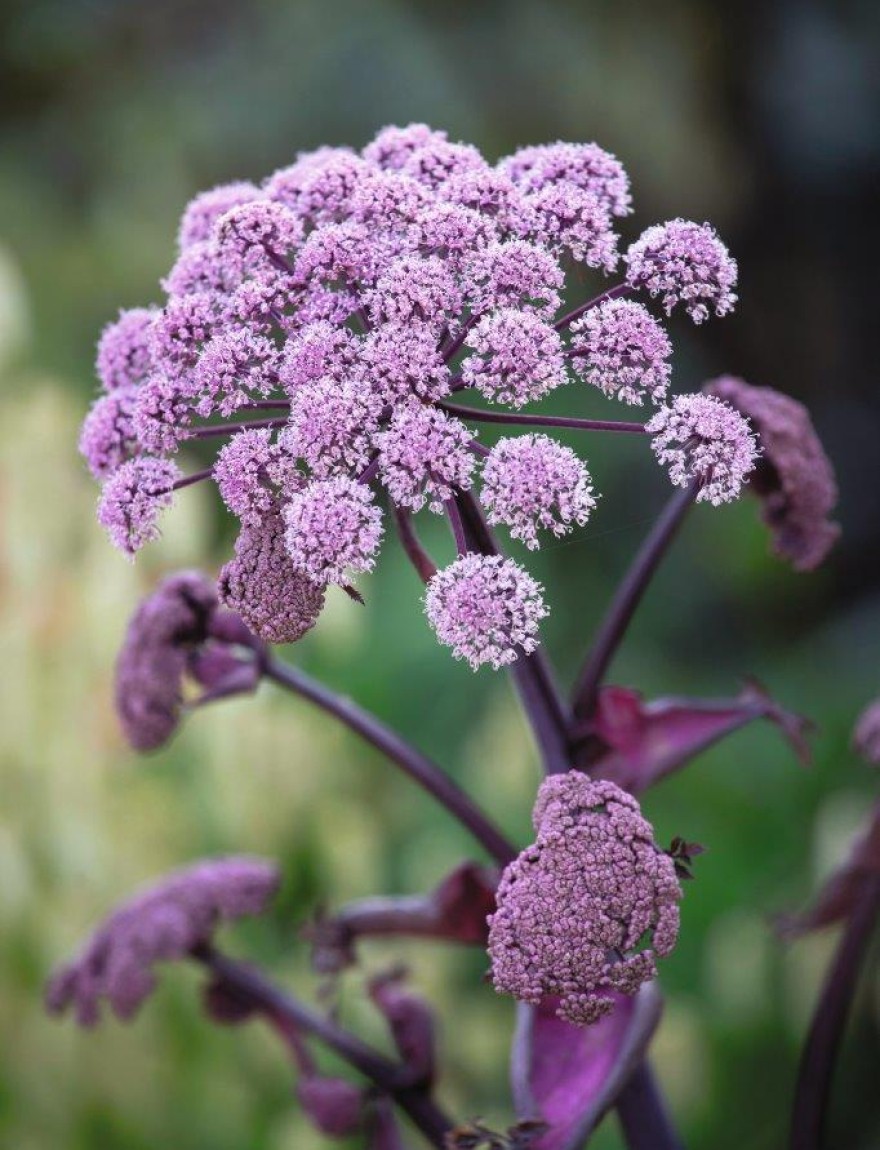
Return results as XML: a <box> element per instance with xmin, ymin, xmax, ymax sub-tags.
<box><xmin>114</xmin><ymin>570</ymin><xmax>259</xmax><ymax>750</ymax></box>
<box><xmin>45</xmin><ymin>858</ymin><xmax>280</xmax><ymax>1025</ymax></box>
<box><xmin>81</xmin><ymin>124</ymin><xmax>752</xmax><ymax>666</ymax></box>
<box><xmin>488</xmin><ymin>772</ymin><xmax>681</xmax><ymax>1026</ymax></box>
<box><xmin>704</xmin><ymin>375</ymin><xmax>839</xmax><ymax>569</ymax></box>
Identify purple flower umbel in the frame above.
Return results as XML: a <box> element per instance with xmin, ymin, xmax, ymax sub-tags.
<box><xmin>488</xmin><ymin>772</ymin><xmax>681</xmax><ymax>1026</ymax></box>
<box><xmin>80</xmin><ymin>124</ymin><xmax>765</xmax><ymax>666</ymax></box>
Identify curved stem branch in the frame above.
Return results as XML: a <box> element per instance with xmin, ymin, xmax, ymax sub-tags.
<box><xmin>196</xmin><ymin>946</ymin><xmax>453</xmax><ymax>1147</ymax></box>
<box><xmin>554</xmin><ymin>282</ymin><xmax>633</xmax><ymax>333</ymax></box>
<box><xmin>439</xmin><ymin>402</ymin><xmax>647</xmax><ymax>436</ymax></box>
<box><xmin>392</xmin><ymin>504</ymin><xmax>438</xmax><ymax>583</ymax></box>
<box><xmin>571</xmin><ymin>479</ymin><xmax>699</xmax><ymax>724</ymax></box>
<box><xmin>172</xmin><ymin>467</ymin><xmax>215</xmax><ymax>491</ymax></box>
<box><xmin>789</xmin><ymin>872</ymin><xmax>880</xmax><ymax>1150</ymax></box>
<box><xmin>263</xmin><ymin>655</ymin><xmax>516</xmax><ymax>866</ymax></box>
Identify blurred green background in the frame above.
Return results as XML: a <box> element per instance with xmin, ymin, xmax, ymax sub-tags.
<box><xmin>1</xmin><ymin>1</ymin><xmax>879</xmax><ymax>1147</ymax></box>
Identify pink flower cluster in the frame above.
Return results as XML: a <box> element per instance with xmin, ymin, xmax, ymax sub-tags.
<box><xmin>80</xmin><ymin>123</ymin><xmax>748</xmax><ymax>667</ymax></box>
<box><xmin>488</xmin><ymin>772</ymin><xmax>681</xmax><ymax>1026</ymax></box>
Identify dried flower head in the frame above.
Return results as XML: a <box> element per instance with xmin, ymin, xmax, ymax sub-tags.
<box><xmin>570</xmin><ymin>298</ymin><xmax>672</xmax><ymax>405</ymax></box>
<box><xmin>488</xmin><ymin>772</ymin><xmax>681</xmax><ymax>1026</ymax></box>
<box><xmin>625</xmin><ymin>219</ymin><xmax>738</xmax><ymax>322</ymax></box>
<box><xmin>647</xmin><ymin>393</ymin><xmax>759</xmax><ymax>504</ymax></box>
<box><xmin>425</xmin><ymin>554</ymin><xmax>548</xmax><ymax>670</ymax></box>
<box><xmin>219</xmin><ymin>511</ymin><xmax>325</xmax><ymax>644</ymax></box>
<box><xmin>46</xmin><ymin>857</ymin><xmax>280</xmax><ymax>1026</ymax></box>
<box><xmin>704</xmin><ymin>376</ymin><xmax>839</xmax><ymax>570</ymax></box>
<box><xmin>481</xmin><ymin>435</ymin><xmax>596</xmax><ymax>549</ymax></box>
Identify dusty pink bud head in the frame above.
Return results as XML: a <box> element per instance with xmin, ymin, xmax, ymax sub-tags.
<box><xmin>114</xmin><ymin>571</ymin><xmax>218</xmax><ymax>751</ymax></box>
<box><xmin>425</xmin><ymin>554</ymin><xmax>548</xmax><ymax>670</ymax></box>
<box><xmin>219</xmin><ymin>511</ymin><xmax>325</xmax><ymax>644</ymax></box>
<box><xmin>488</xmin><ymin>772</ymin><xmax>681</xmax><ymax>1026</ymax></box>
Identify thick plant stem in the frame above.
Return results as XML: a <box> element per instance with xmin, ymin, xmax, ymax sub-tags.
<box><xmin>789</xmin><ymin>872</ymin><xmax>880</xmax><ymax>1150</ymax></box>
<box><xmin>263</xmin><ymin>655</ymin><xmax>516</xmax><ymax>866</ymax></box>
<box><xmin>439</xmin><ymin>402</ymin><xmax>647</xmax><ymax>436</ymax></box>
<box><xmin>571</xmin><ymin>479</ymin><xmax>700</xmax><ymax>723</ymax></box>
<box><xmin>616</xmin><ymin>1062</ymin><xmax>686</xmax><ymax>1150</ymax></box>
<box><xmin>455</xmin><ymin>491</ymin><xmax>573</xmax><ymax>775</ymax></box>
<box><xmin>191</xmin><ymin>417</ymin><xmax>288</xmax><ymax>439</ymax></box>
<box><xmin>197</xmin><ymin>947</ymin><xmax>453</xmax><ymax>1147</ymax></box>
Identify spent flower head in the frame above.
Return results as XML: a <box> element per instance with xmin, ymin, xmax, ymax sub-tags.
<box><xmin>488</xmin><ymin>772</ymin><xmax>681</xmax><ymax>1025</ymax></box>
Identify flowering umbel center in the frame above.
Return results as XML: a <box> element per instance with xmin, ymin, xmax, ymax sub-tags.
<box><xmin>81</xmin><ymin>123</ymin><xmax>757</xmax><ymax>669</ymax></box>
<box><xmin>488</xmin><ymin>772</ymin><xmax>682</xmax><ymax>1026</ymax></box>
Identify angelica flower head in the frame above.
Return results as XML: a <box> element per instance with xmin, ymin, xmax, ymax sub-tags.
<box><xmin>488</xmin><ymin>772</ymin><xmax>681</xmax><ymax>1026</ymax></box>
<box><xmin>625</xmin><ymin>219</ymin><xmax>738</xmax><ymax>322</ymax></box>
<box><xmin>570</xmin><ymin>298</ymin><xmax>672</xmax><ymax>406</ymax></box>
<box><xmin>425</xmin><ymin>554</ymin><xmax>548</xmax><ymax>670</ymax></box>
<box><xmin>481</xmin><ymin>435</ymin><xmax>596</xmax><ymax>549</ymax></box>
<box><xmin>647</xmin><ymin>392</ymin><xmax>759</xmax><ymax>505</ymax></box>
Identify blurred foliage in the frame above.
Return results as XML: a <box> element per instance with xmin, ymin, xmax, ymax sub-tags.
<box><xmin>1</xmin><ymin>1</ymin><xmax>879</xmax><ymax>1148</ymax></box>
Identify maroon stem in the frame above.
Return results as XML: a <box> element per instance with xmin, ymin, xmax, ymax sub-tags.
<box><xmin>439</xmin><ymin>402</ymin><xmax>647</xmax><ymax>436</ymax></box>
<box><xmin>196</xmin><ymin>946</ymin><xmax>453</xmax><ymax>1147</ymax></box>
<box><xmin>392</xmin><ymin>504</ymin><xmax>438</xmax><ymax>583</ymax></box>
<box><xmin>789</xmin><ymin>870</ymin><xmax>880</xmax><ymax>1150</ymax></box>
<box><xmin>190</xmin><ymin>417</ymin><xmax>289</xmax><ymax>440</ymax></box>
<box><xmin>571</xmin><ymin>479</ymin><xmax>699</xmax><ymax>724</ymax></box>
<box><xmin>172</xmin><ymin>467</ymin><xmax>215</xmax><ymax>491</ymax></box>
<box><xmin>554</xmin><ymin>282</ymin><xmax>633</xmax><ymax>332</ymax></box>
<box><xmin>444</xmin><ymin>497</ymin><xmax>470</xmax><ymax>557</ymax></box>
<box><xmin>442</xmin><ymin>313</ymin><xmax>481</xmax><ymax>364</ymax></box>
<box><xmin>263</xmin><ymin>655</ymin><xmax>516</xmax><ymax>866</ymax></box>
<box><xmin>455</xmin><ymin>491</ymin><xmax>573</xmax><ymax>776</ymax></box>
<box><xmin>616</xmin><ymin>1062</ymin><xmax>685</xmax><ymax>1150</ymax></box>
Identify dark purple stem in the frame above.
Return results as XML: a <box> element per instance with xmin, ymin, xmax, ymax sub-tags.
<box><xmin>190</xmin><ymin>417</ymin><xmax>289</xmax><ymax>440</ymax></box>
<box><xmin>442</xmin><ymin>313</ymin><xmax>481</xmax><ymax>363</ymax></box>
<box><xmin>196</xmin><ymin>946</ymin><xmax>453</xmax><ymax>1146</ymax></box>
<box><xmin>571</xmin><ymin>479</ymin><xmax>700</xmax><ymax>724</ymax></box>
<box><xmin>439</xmin><ymin>402</ymin><xmax>647</xmax><ymax>436</ymax></box>
<box><xmin>554</xmin><ymin>282</ymin><xmax>633</xmax><ymax>333</ymax></box>
<box><xmin>392</xmin><ymin>504</ymin><xmax>438</xmax><ymax>583</ymax></box>
<box><xmin>445</xmin><ymin>497</ymin><xmax>470</xmax><ymax>557</ymax></box>
<box><xmin>789</xmin><ymin>872</ymin><xmax>880</xmax><ymax>1150</ymax></box>
<box><xmin>172</xmin><ymin>467</ymin><xmax>215</xmax><ymax>491</ymax></box>
<box><xmin>455</xmin><ymin>491</ymin><xmax>573</xmax><ymax>775</ymax></box>
<box><xmin>263</xmin><ymin>655</ymin><xmax>515</xmax><ymax>866</ymax></box>
<box><xmin>616</xmin><ymin>1062</ymin><xmax>686</xmax><ymax>1150</ymax></box>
